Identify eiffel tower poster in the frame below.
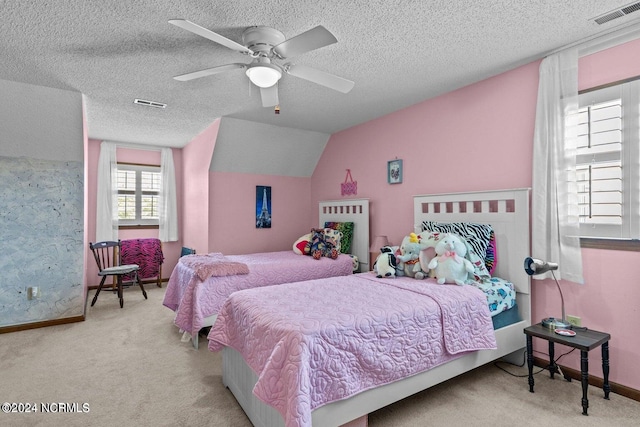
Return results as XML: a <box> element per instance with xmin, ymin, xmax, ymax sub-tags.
<box><xmin>255</xmin><ymin>185</ymin><xmax>272</xmax><ymax>229</ymax></box>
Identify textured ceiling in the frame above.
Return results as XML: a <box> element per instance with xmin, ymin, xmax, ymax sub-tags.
<box><xmin>2</xmin><ymin>1</ymin><xmax>640</xmax><ymax>148</ymax></box>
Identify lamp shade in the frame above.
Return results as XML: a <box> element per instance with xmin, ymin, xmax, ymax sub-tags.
<box><xmin>246</xmin><ymin>64</ymin><xmax>282</xmax><ymax>88</ymax></box>
<box><xmin>524</xmin><ymin>257</ymin><xmax>558</xmax><ymax>276</ymax></box>
<box><xmin>370</xmin><ymin>235</ymin><xmax>390</xmax><ymax>252</ymax></box>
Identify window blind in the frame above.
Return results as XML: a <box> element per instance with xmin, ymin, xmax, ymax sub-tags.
<box><xmin>576</xmin><ymin>80</ymin><xmax>640</xmax><ymax>239</ymax></box>
<box><xmin>117</xmin><ymin>164</ymin><xmax>161</xmax><ymax>225</ymax></box>
<box><xmin>576</xmin><ymin>99</ymin><xmax>623</xmax><ymax>227</ymax></box>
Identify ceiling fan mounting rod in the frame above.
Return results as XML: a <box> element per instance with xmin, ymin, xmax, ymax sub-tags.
<box><xmin>242</xmin><ymin>26</ymin><xmax>286</xmax><ymax>55</ymax></box>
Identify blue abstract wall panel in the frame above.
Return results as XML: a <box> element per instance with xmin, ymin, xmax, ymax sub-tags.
<box><xmin>0</xmin><ymin>156</ymin><xmax>84</xmax><ymax>326</ymax></box>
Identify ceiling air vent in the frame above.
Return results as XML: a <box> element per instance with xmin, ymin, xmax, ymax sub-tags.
<box><xmin>133</xmin><ymin>98</ymin><xmax>167</xmax><ymax>109</ymax></box>
<box><xmin>594</xmin><ymin>1</ymin><xmax>640</xmax><ymax>24</ymax></box>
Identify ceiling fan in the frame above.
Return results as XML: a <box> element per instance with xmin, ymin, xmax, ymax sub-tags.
<box><xmin>169</xmin><ymin>19</ymin><xmax>355</xmax><ymax>107</ymax></box>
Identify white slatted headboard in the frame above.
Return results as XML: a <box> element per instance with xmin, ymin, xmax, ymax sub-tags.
<box><xmin>319</xmin><ymin>199</ymin><xmax>370</xmax><ymax>272</ymax></box>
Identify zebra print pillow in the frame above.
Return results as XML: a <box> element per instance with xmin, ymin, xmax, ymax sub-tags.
<box><xmin>420</xmin><ymin>221</ymin><xmax>494</xmax><ymax>264</ymax></box>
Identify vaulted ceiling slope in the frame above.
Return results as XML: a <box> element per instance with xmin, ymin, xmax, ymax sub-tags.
<box><xmin>211</xmin><ymin>118</ymin><xmax>329</xmax><ymax>177</ymax></box>
<box><xmin>2</xmin><ymin>1</ymin><xmax>640</xmax><ymax>148</ymax></box>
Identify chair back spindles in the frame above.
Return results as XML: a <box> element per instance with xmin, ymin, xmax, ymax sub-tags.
<box><xmin>90</xmin><ymin>241</ymin><xmax>120</xmax><ymax>273</ymax></box>
<box><xmin>89</xmin><ymin>240</ymin><xmax>146</xmax><ymax>308</ymax></box>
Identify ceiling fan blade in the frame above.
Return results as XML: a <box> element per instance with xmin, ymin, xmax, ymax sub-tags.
<box><xmin>260</xmin><ymin>85</ymin><xmax>279</xmax><ymax>107</ymax></box>
<box><xmin>169</xmin><ymin>19</ymin><xmax>252</xmax><ymax>54</ymax></box>
<box><xmin>273</xmin><ymin>26</ymin><xmax>337</xmax><ymax>59</ymax></box>
<box><xmin>284</xmin><ymin>64</ymin><xmax>354</xmax><ymax>93</ymax></box>
<box><xmin>173</xmin><ymin>63</ymin><xmax>247</xmax><ymax>81</ymax></box>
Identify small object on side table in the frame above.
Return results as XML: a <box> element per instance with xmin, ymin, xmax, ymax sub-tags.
<box><xmin>524</xmin><ymin>323</ymin><xmax>611</xmax><ymax>416</ymax></box>
<box><xmin>554</xmin><ymin>328</ymin><xmax>576</xmax><ymax>337</ymax></box>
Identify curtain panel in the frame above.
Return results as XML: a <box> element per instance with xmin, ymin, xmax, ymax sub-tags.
<box><xmin>159</xmin><ymin>148</ymin><xmax>178</xmax><ymax>242</ymax></box>
<box><xmin>531</xmin><ymin>49</ymin><xmax>583</xmax><ymax>284</ymax></box>
<box><xmin>95</xmin><ymin>141</ymin><xmax>118</xmax><ymax>241</ymax></box>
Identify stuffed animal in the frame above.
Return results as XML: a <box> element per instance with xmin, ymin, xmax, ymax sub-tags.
<box><xmin>323</xmin><ymin>228</ymin><xmax>343</xmax><ymax>253</ymax></box>
<box><xmin>427</xmin><ymin>233</ymin><xmax>474</xmax><ymax>285</ymax></box>
<box><xmin>294</xmin><ymin>228</ymin><xmax>343</xmax><ymax>256</ymax></box>
<box><xmin>293</xmin><ymin>232</ymin><xmax>312</xmax><ymax>255</ymax></box>
<box><xmin>391</xmin><ymin>246</ymin><xmax>404</xmax><ymax>276</ymax></box>
<box><xmin>396</xmin><ymin>233</ymin><xmax>428</xmax><ymax>279</ymax></box>
<box><xmin>304</xmin><ymin>228</ymin><xmax>339</xmax><ymax>260</ymax></box>
<box><xmin>374</xmin><ymin>246</ymin><xmax>397</xmax><ymax>278</ymax></box>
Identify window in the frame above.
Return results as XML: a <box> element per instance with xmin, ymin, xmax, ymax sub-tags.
<box><xmin>116</xmin><ymin>163</ymin><xmax>161</xmax><ymax>226</ymax></box>
<box><xmin>576</xmin><ymin>79</ymin><xmax>640</xmax><ymax>239</ymax></box>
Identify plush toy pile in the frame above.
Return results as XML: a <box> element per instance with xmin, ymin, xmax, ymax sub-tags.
<box><xmin>302</xmin><ymin>228</ymin><xmax>339</xmax><ymax>260</ymax></box>
<box><xmin>382</xmin><ymin>230</ymin><xmax>482</xmax><ymax>286</ymax></box>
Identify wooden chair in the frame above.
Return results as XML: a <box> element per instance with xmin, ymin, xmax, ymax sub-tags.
<box><xmin>89</xmin><ymin>240</ymin><xmax>147</xmax><ymax>308</ymax></box>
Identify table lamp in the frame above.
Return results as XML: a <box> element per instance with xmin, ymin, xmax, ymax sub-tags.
<box><xmin>524</xmin><ymin>257</ymin><xmax>572</xmax><ymax>330</ymax></box>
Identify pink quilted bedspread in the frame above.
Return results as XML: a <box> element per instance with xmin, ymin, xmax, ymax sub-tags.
<box><xmin>208</xmin><ymin>273</ymin><xmax>496</xmax><ymax>427</ymax></box>
<box><xmin>162</xmin><ymin>251</ymin><xmax>353</xmax><ymax>337</ymax></box>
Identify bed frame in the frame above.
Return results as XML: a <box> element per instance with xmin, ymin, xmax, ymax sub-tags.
<box><xmin>221</xmin><ymin>189</ymin><xmax>531</xmax><ymax>426</ymax></box>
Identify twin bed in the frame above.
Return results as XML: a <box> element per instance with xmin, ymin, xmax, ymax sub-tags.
<box><xmin>163</xmin><ymin>199</ymin><xmax>370</xmax><ymax>348</ymax></box>
<box><xmin>207</xmin><ymin>188</ymin><xmax>532</xmax><ymax>427</ymax></box>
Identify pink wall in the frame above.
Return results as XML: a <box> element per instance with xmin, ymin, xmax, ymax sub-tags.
<box><xmin>579</xmin><ymin>37</ymin><xmax>640</xmax><ymax>90</ymax></box>
<box><xmin>311</xmin><ymin>39</ymin><xmax>640</xmax><ymax>391</ymax></box>
<box><xmin>182</xmin><ymin>119</ymin><xmax>313</xmax><ymax>255</ymax></box>
<box><xmin>85</xmin><ymin>140</ymin><xmax>183</xmax><ymax>286</ymax></box>
<box><xmin>311</xmin><ymin>61</ymin><xmax>538</xmax><ymax>246</ymax></box>
<box><xmin>182</xmin><ymin>119</ymin><xmax>219</xmax><ymax>254</ymax></box>
<box><xmin>208</xmin><ymin>172</ymin><xmax>312</xmax><ymax>254</ymax></box>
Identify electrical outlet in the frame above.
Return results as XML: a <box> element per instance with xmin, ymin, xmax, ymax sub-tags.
<box><xmin>566</xmin><ymin>315</ymin><xmax>581</xmax><ymax>327</ymax></box>
<box><xmin>27</xmin><ymin>287</ymin><xmax>40</xmax><ymax>300</ymax></box>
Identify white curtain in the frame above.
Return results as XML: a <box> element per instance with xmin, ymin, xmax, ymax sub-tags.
<box><xmin>159</xmin><ymin>148</ymin><xmax>178</xmax><ymax>242</ymax></box>
<box><xmin>531</xmin><ymin>49</ymin><xmax>583</xmax><ymax>284</ymax></box>
<box><xmin>95</xmin><ymin>141</ymin><xmax>118</xmax><ymax>241</ymax></box>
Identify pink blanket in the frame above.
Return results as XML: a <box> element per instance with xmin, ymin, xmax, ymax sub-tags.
<box><xmin>163</xmin><ymin>251</ymin><xmax>354</xmax><ymax>337</ymax></box>
<box><xmin>120</xmin><ymin>238</ymin><xmax>164</xmax><ymax>281</ymax></box>
<box><xmin>208</xmin><ymin>273</ymin><xmax>496</xmax><ymax>427</ymax></box>
<box><xmin>179</xmin><ymin>253</ymin><xmax>249</xmax><ymax>280</ymax></box>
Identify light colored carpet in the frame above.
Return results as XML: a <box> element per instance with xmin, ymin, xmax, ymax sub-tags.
<box><xmin>1</xmin><ymin>285</ymin><xmax>638</xmax><ymax>427</ymax></box>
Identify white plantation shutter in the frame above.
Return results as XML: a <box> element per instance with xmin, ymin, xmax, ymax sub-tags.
<box><xmin>117</xmin><ymin>164</ymin><xmax>161</xmax><ymax>226</ymax></box>
<box><xmin>577</xmin><ymin>80</ymin><xmax>640</xmax><ymax>238</ymax></box>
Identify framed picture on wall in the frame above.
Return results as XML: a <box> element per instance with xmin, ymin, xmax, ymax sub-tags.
<box><xmin>256</xmin><ymin>185</ymin><xmax>272</xmax><ymax>228</ymax></box>
<box><xmin>387</xmin><ymin>159</ymin><xmax>403</xmax><ymax>184</ymax></box>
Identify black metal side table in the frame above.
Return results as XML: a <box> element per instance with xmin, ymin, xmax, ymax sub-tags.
<box><xmin>524</xmin><ymin>323</ymin><xmax>611</xmax><ymax>416</ymax></box>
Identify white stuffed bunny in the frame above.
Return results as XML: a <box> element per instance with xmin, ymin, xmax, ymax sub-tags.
<box><xmin>427</xmin><ymin>233</ymin><xmax>474</xmax><ymax>285</ymax></box>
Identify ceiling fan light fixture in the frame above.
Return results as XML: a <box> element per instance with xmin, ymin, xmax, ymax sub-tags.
<box><xmin>246</xmin><ymin>64</ymin><xmax>282</xmax><ymax>88</ymax></box>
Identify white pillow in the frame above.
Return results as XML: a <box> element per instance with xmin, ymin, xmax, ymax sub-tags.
<box><xmin>293</xmin><ymin>233</ymin><xmax>312</xmax><ymax>255</ymax></box>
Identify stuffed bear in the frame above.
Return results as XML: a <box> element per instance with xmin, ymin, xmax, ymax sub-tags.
<box><xmin>374</xmin><ymin>246</ymin><xmax>397</xmax><ymax>278</ymax></box>
<box><xmin>322</xmin><ymin>228</ymin><xmax>343</xmax><ymax>253</ymax></box>
<box><xmin>304</xmin><ymin>228</ymin><xmax>339</xmax><ymax>260</ymax></box>
<box><xmin>427</xmin><ymin>233</ymin><xmax>474</xmax><ymax>285</ymax></box>
<box><xmin>396</xmin><ymin>233</ymin><xmax>428</xmax><ymax>279</ymax></box>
